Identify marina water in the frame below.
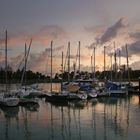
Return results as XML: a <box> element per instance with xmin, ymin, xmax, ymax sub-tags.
<box><xmin>0</xmin><ymin>83</ymin><xmax>140</xmax><ymax>140</ymax></box>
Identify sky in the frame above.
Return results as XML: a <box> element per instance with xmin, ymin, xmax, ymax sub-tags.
<box><xmin>0</xmin><ymin>0</ymin><xmax>140</xmax><ymax>74</ymax></box>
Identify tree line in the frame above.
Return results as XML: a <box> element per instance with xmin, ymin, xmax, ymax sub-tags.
<box><xmin>0</xmin><ymin>66</ymin><xmax>140</xmax><ymax>84</ymax></box>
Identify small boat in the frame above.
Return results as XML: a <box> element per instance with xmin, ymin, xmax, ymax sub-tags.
<box><xmin>45</xmin><ymin>92</ymin><xmax>69</xmax><ymax>106</ymax></box>
<box><xmin>105</xmin><ymin>80</ymin><xmax>128</xmax><ymax>96</ymax></box>
<box><xmin>17</xmin><ymin>88</ymin><xmax>30</xmax><ymax>98</ymax></box>
<box><xmin>0</xmin><ymin>94</ymin><xmax>19</xmax><ymax>107</ymax></box>
<box><xmin>45</xmin><ymin>90</ymin><xmax>87</xmax><ymax>102</ymax></box>
<box><xmin>87</xmin><ymin>89</ymin><xmax>98</xmax><ymax>98</ymax></box>
<box><xmin>0</xmin><ymin>31</ymin><xmax>19</xmax><ymax>107</ymax></box>
<box><xmin>97</xmin><ymin>90</ymin><xmax>111</xmax><ymax>97</ymax></box>
<box><xmin>67</xmin><ymin>92</ymin><xmax>87</xmax><ymax>101</ymax></box>
<box><xmin>16</xmin><ymin>86</ymin><xmax>45</xmax><ymax>98</ymax></box>
<box><xmin>17</xmin><ymin>39</ymin><xmax>44</xmax><ymax>99</ymax></box>
<box><xmin>45</xmin><ymin>91</ymin><xmax>68</xmax><ymax>102</ymax></box>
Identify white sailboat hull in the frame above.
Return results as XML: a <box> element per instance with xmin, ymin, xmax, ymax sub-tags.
<box><xmin>0</xmin><ymin>96</ymin><xmax>19</xmax><ymax>107</ymax></box>
<box><xmin>88</xmin><ymin>92</ymin><xmax>97</xmax><ymax>98</ymax></box>
<box><xmin>87</xmin><ymin>89</ymin><xmax>98</xmax><ymax>98</ymax></box>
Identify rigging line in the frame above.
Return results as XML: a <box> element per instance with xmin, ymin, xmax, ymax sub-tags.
<box><xmin>16</xmin><ymin>53</ymin><xmax>25</xmax><ymax>70</ymax></box>
<box><xmin>20</xmin><ymin>39</ymin><xmax>32</xmax><ymax>86</ymax></box>
<box><xmin>64</xmin><ymin>46</ymin><xmax>68</xmax><ymax>72</ymax></box>
<box><xmin>75</xmin><ymin>47</ymin><xmax>79</xmax><ymax>70</ymax></box>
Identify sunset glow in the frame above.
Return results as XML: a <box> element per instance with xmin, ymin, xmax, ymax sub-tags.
<box><xmin>0</xmin><ymin>0</ymin><xmax>140</xmax><ymax>73</ymax></box>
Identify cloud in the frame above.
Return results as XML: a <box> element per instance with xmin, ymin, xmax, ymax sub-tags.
<box><xmin>38</xmin><ymin>25</ymin><xmax>66</xmax><ymax>39</ymax></box>
<box><xmin>54</xmin><ymin>45</ymin><xmax>65</xmax><ymax>52</ymax></box>
<box><xmin>0</xmin><ymin>43</ymin><xmax>65</xmax><ymax>74</ymax></box>
<box><xmin>119</xmin><ymin>41</ymin><xmax>140</xmax><ymax>57</ymax></box>
<box><xmin>0</xmin><ymin>32</ymin><xmax>6</xmax><ymax>45</ymax></box>
<box><xmin>26</xmin><ymin>49</ymin><xmax>91</xmax><ymax>74</ymax></box>
<box><xmin>0</xmin><ymin>31</ymin><xmax>31</xmax><ymax>48</ymax></box>
<box><xmin>9</xmin><ymin>54</ymin><xmax>24</xmax><ymax>70</ymax></box>
<box><xmin>32</xmin><ymin>25</ymin><xmax>67</xmax><ymax>46</ymax></box>
<box><xmin>129</xmin><ymin>31</ymin><xmax>140</xmax><ymax>41</ymax></box>
<box><xmin>0</xmin><ymin>55</ymin><xmax>4</xmax><ymax>62</ymax></box>
<box><xmin>8</xmin><ymin>51</ymin><xmax>49</xmax><ymax>73</ymax></box>
<box><xmin>130</xmin><ymin>61</ymin><xmax>140</xmax><ymax>70</ymax></box>
<box><xmin>98</xmin><ymin>17</ymin><xmax>128</xmax><ymax>44</ymax></box>
<box><xmin>0</xmin><ymin>25</ymin><xmax>67</xmax><ymax>48</ymax></box>
<box><xmin>85</xmin><ymin>25</ymin><xmax>105</xmax><ymax>36</ymax></box>
<box><xmin>86</xmin><ymin>42</ymin><xmax>97</xmax><ymax>50</ymax></box>
<box><xmin>0</xmin><ymin>26</ymin><xmax>66</xmax><ymax>73</ymax></box>
<box><xmin>0</xmin><ymin>39</ymin><xmax>4</xmax><ymax>45</ymax></box>
<box><xmin>86</xmin><ymin>17</ymin><xmax>129</xmax><ymax>54</ymax></box>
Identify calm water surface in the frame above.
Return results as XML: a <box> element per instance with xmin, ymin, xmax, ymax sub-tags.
<box><xmin>0</xmin><ymin>83</ymin><xmax>140</xmax><ymax>140</ymax></box>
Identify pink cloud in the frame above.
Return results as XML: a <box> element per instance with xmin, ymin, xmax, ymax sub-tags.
<box><xmin>0</xmin><ymin>25</ymin><xmax>67</xmax><ymax>48</ymax></box>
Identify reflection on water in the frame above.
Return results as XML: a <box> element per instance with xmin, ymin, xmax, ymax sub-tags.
<box><xmin>0</xmin><ymin>84</ymin><xmax>140</xmax><ymax>140</ymax></box>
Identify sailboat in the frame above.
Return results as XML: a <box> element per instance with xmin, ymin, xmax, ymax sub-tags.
<box><xmin>18</xmin><ymin>41</ymin><xmax>33</xmax><ymax>98</ymax></box>
<box><xmin>86</xmin><ymin>47</ymin><xmax>98</xmax><ymax>98</ymax></box>
<box><xmin>17</xmin><ymin>41</ymin><xmax>39</xmax><ymax>105</ymax></box>
<box><xmin>71</xmin><ymin>45</ymin><xmax>97</xmax><ymax>98</ymax></box>
<box><xmin>45</xmin><ymin>41</ymin><xmax>69</xmax><ymax>102</ymax></box>
<box><xmin>104</xmin><ymin>43</ymin><xmax>128</xmax><ymax>96</ymax></box>
<box><xmin>64</xmin><ymin>41</ymin><xmax>87</xmax><ymax>100</ymax></box>
<box><xmin>0</xmin><ymin>30</ymin><xmax>19</xmax><ymax>107</ymax></box>
<box><xmin>45</xmin><ymin>41</ymin><xmax>87</xmax><ymax>102</ymax></box>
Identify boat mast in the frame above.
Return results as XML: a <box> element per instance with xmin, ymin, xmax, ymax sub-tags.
<box><xmin>91</xmin><ymin>55</ymin><xmax>93</xmax><ymax>79</ymax></box>
<box><xmin>61</xmin><ymin>51</ymin><xmax>64</xmax><ymax>91</ymax></box>
<box><xmin>5</xmin><ymin>30</ymin><xmax>8</xmax><ymax>92</ymax></box>
<box><xmin>61</xmin><ymin>52</ymin><xmax>64</xmax><ymax>76</ymax></box>
<box><xmin>126</xmin><ymin>44</ymin><xmax>130</xmax><ymax>83</ymax></box>
<box><xmin>114</xmin><ymin>42</ymin><xmax>117</xmax><ymax>81</ymax></box>
<box><xmin>119</xmin><ymin>49</ymin><xmax>121</xmax><ymax>69</ymax></box>
<box><xmin>68</xmin><ymin>42</ymin><xmax>70</xmax><ymax>83</ymax></box>
<box><xmin>93</xmin><ymin>47</ymin><xmax>95</xmax><ymax>79</ymax></box>
<box><xmin>64</xmin><ymin>45</ymin><xmax>68</xmax><ymax>72</ymax></box>
<box><xmin>50</xmin><ymin>41</ymin><xmax>53</xmax><ymax>93</ymax></box>
<box><xmin>119</xmin><ymin>49</ymin><xmax>122</xmax><ymax>83</ymax></box>
<box><xmin>104</xmin><ymin>46</ymin><xmax>106</xmax><ymax>79</ymax></box>
<box><xmin>110</xmin><ymin>54</ymin><xmax>113</xmax><ymax>81</ymax></box>
<box><xmin>20</xmin><ymin>39</ymin><xmax>32</xmax><ymax>87</ymax></box>
<box><xmin>78</xmin><ymin>41</ymin><xmax>80</xmax><ymax>72</ymax></box>
<box><xmin>24</xmin><ymin>43</ymin><xmax>27</xmax><ymax>89</ymax></box>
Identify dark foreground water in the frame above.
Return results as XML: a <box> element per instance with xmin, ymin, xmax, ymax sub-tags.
<box><xmin>0</xmin><ymin>96</ymin><xmax>140</xmax><ymax>140</ymax></box>
<box><xmin>0</xmin><ymin>84</ymin><xmax>140</xmax><ymax>140</ymax></box>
